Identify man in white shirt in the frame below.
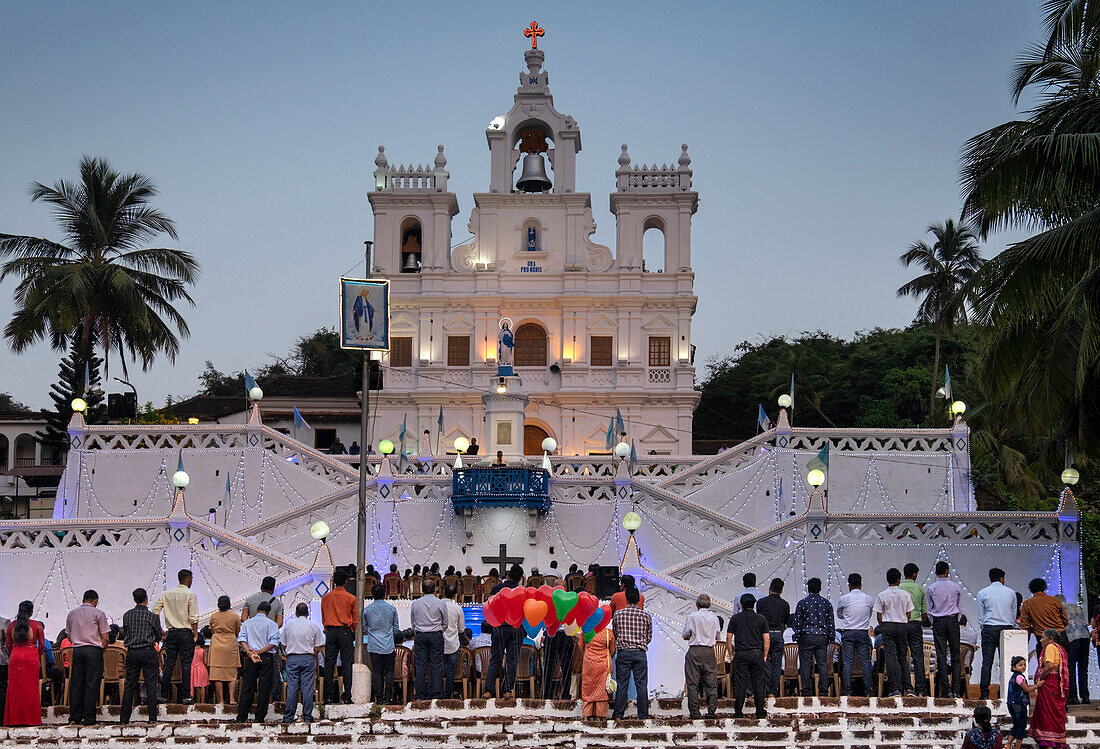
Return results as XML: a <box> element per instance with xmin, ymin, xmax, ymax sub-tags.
<box><xmin>731</xmin><ymin>573</ymin><xmax>764</xmax><ymax>616</ymax></box>
<box><xmin>681</xmin><ymin>594</ymin><xmax>722</xmax><ymax>719</ymax></box>
<box><xmin>873</xmin><ymin>567</ymin><xmax>914</xmax><ymax>697</ymax></box>
<box><xmin>975</xmin><ymin>566</ymin><xmax>1019</xmax><ymax>700</ymax></box>
<box><xmin>441</xmin><ymin>584</ymin><xmax>465</xmax><ymax>699</ymax></box>
<box><xmin>836</xmin><ymin>572</ymin><xmax>874</xmax><ymax>696</ymax></box>
<box><xmin>280</xmin><ymin>603</ymin><xmax>324</xmax><ymax>723</ymax></box>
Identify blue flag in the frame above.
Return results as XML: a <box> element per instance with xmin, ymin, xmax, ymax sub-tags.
<box><xmin>293</xmin><ymin>407</ymin><xmax>311</xmax><ymax>431</ymax></box>
<box><xmin>224</xmin><ymin>474</ymin><xmax>231</xmax><ymax>501</ymax></box>
<box><xmin>790</xmin><ymin>372</ymin><xmax>795</xmax><ymax>409</ymax></box>
<box><xmin>808</xmin><ymin>442</ymin><xmax>830</xmax><ymax>472</ymax></box>
<box><xmin>944</xmin><ymin>365</ymin><xmax>952</xmax><ymax>401</ymax></box>
<box><xmin>437</xmin><ymin>406</ymin><xmax>445</xmax><ymax>438</ymax></box>
<box><xmin>398</xmin><ymin>415</ymin><xmax>408</xmax><ymax>470</ymax></box>
<box><xmin>83</xmin><ymin>362</ymin><xmax>91</xmax><ymax>395</ymax></box>
<box><xmin>629</xmin><ymin>439</ymin><xmax>638</xmax><ymax>475</ymax></box>
<box><xmin>615</xmin><ymin>408</ymin><xmax>626</xmax><ymax>438</ymax></box>
<box><xmin>244</xmin><ymin>370</ymin><xmax>257</xmax><ymax>394</ymax></box>
<box><xmin>605</xmin><ymin>418</ymin><xmax>616</xmax><ymax>450</ymax></box>
<box><xmin>757</xmin><ymin>405</ymin><xmax>771</xmax><ymax>432</ymax></box>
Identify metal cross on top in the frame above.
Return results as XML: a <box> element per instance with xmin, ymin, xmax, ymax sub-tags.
<box><xmin>481</xmin><ymin>543</ymin><xmax>524</xmax><ymax>572</ymax></box>
<box><xmin>524</xmin><ymin>21</ymin><xmax>545</xmax><ymax>49</ymax></box>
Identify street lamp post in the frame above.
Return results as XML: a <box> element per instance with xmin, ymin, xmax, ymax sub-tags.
<box><xmin>354</xmin><ymin>240</ymin><xmax>373</xmax><ymax>669</ymax></box>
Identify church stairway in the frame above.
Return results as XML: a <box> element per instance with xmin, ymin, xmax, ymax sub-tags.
<box><xmin>17</xmin><ymin>698</ymin><xmax>1100</xmax><ymax>748</ymax></box>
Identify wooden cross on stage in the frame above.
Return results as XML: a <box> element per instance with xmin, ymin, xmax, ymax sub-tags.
<box><xmin>524</xmin><ymin>21</ymin><xmax>545</xmax><ymax>49</ymax></box>
<box><xmin>482</xmin><ymin>543</ymin><xmax>524</xmax><ymax>572</ymax></box>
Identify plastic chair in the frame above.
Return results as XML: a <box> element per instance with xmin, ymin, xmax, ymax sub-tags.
<box><xmin>100</xmin><ymin>644</ymin><xmax>127</xmax><ymax>705</ymax></box>
<box><xmin>959</xmin><ymin>643</ymin><xmax>976</xmax><ymax>699</ymax></box>
<box><xmin>779</xmin><ymin>643</ymin><xmax>800</xmax><ymax>696</ymax></box>
<box><xmin>515</xmin><ymin>645</ymin><xmax>538</xmax><ymax>698</ymax></box>
<box><xmin>472</xmin><ymin>646</ymin><xmax>493</xmax><ymax>697</ymax></box>
<box><xmin>59</xmin><ymin>646</ymin><xmax>73</xmax><ymax>706</ymax></box>
<box><xmin>826</xmin><ymin>642</ymin><xmax>841</xmax><ymax>696</ymax></box>
<box><xmin>923</xmin><ymin>641</ymin><xmax>937</xmax><ymax>697</ymax></box>
<box><xmin>460</xmin><ymin>576</ymin><xmax>479</xmax><ymax>603</ymax></box>
<box><xmin>452</xmin><ymin>646</ymin><xmax>473</xmax><ymax>699</ymax></box>
<box><xmin>393</xmin><ymin>647</ymin><xmax>414</xmax><ymax>703</ymax></box>
<box><xmin>713</xmin><ymin>641</ymin><xmax>731</xmax><ymax>698</ymax></box>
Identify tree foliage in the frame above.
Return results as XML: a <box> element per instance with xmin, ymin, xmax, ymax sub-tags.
<box><xmin>38</xmin><ymin>337</ymin><xmax>106</xmax><ymax>455</ymax></box>
<box><xmin>960</xmin><ymin>0</ymin><xmax>1100</xmax><ymax>455</ymax></box>
<box><xmin>195</xmin><ymin>327</ymin><xmax>358</xmax><ymax>396</ymax></box>
<box><xmin>0</xmin><ymin>156</ymin><xmax>199</xmax><ymax>380</ymax></box>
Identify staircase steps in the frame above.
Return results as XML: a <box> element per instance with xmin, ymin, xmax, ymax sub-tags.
<box><xmin>4</xmin><ymin>698</ymin><xmax>1098</xmax><ymax>748</ymax></box>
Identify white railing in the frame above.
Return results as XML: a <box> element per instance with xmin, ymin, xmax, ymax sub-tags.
<box><xmin>647</xmin><ymin>368</ymin><xmax>671</xmax><ymax>384</ymax></box>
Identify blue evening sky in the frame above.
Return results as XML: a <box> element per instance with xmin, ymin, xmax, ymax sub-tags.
<box><xmin>0</xmin><ymin>1</ymin><xmax>1042</xmax><ymax>409</ymax></box>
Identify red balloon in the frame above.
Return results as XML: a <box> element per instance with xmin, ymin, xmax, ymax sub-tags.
<box><xmin>483</xmin><ymin>595</ymin><xmax>504</xmax><ymax>627</ymax></box>
<box><xmin>536</xmin><ymin>584</ymin><xmax>562</xmax><ymax>634</ymax></box>
<box><xmin>591</xmin><ymin>604</ymin><xmax>612</xmax><ymax>633</ymax></box>
<box><xmin>501</xmin><ymin>586</ymin><xmax>527</xmax><ymax>627</ymax></box>
<box><xmin>567</xmin><ymin>591</ymin><xmax>600</xmax><ymax>626</ymax></box>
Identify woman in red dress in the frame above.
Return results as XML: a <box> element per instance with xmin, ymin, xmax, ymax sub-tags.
<box><xmin>4</xmin><ymin>600</ymin><xmax>45</xmax><ymax>727</ymax></box>
<box><xmin>1030</xmin><ymin>629</ymin><xmax>1070</xmax><ymax>748</ymax></box>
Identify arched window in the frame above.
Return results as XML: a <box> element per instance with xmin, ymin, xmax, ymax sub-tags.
<box><xmin>522</xmin><ymin>219</ymin><xmax>541</xmax><ymax>252</ymax></box>
<box><xmin>514</xmin><ymin>323</ymin><xmax>548</xmax><ymax>367</ymax></box>
<box><xmin>13</xmin><ymin>433</ymin><xmax>35</xmax><ymax>467</ymax></box>
<box><xmin>400</xmin><ymin>217</ymin><xmax>422</xmax><ymax>273</ymax></box>
<box><xmin>642</xmin><ymin>217</ymin><xmax>665</xmax><ymax>273</ymax></box>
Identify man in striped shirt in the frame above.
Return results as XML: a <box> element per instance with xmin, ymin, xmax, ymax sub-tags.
<box><xmin>611</xmin><ymin>587</ymin><xmax>652</xmax><ymax>720</ymax></box>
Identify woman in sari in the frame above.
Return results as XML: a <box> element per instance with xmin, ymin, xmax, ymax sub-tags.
<box><xmin>1030</xmin><ymin>628</ymin><xmax>1070</xmax><ymax>748</ymax></box>
<box><xmin>580</xmin><ymin>627</ymin><xmax>615</xmax><ymax>719</ymax></box>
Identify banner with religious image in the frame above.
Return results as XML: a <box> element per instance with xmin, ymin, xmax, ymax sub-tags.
<box><xmin>339</xmin><ymin>278</ymin><xmax>390</xmax><ymax>350</ymax></box>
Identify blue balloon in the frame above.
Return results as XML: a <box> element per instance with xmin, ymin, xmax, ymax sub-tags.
<box><xmin>581</xmin><ymin>606</ymin><xmax>603</xmax><ymax>633</ymax></box>
<box><xmin>523</xmin><ymin>620</ymin><xmax>544</xmax><ymax>643</ymax></box>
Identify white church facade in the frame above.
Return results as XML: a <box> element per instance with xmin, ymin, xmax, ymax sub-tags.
<box><xmin>363</xmin><ymin>45</ymin><xmax>699</xmax><ymax>457</ymax></box>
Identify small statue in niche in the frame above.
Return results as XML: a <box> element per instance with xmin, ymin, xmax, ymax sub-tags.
<box><xmin>527</xmin><ymin>226</ymin><xmax>537</xmax><ymax>251</ymax></box>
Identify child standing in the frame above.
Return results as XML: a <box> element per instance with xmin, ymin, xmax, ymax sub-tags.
<box><xmin>1005</xmin><ymin>655</ymin><xmax>1040</xmax><ymax>749</ymax></box>
<box><xmin>191</xmin><ymin>633</ymin><xmax>211</xmax><ymax>703</ymax></box>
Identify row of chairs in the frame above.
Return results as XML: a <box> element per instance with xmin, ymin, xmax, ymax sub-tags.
<box><xmin>712</xmin><ymin>641</ymin><xmax>977</xmax><ymax>698</ymax></box>
<box><xmin>34</xmin><ymin>639</ymin><xmax>980</xmax><ymax>709</ymax></box>
<box><xmin>385</xmin><ymin>573</ymin><xmax>588</xmax><ymax>602</ymax></box>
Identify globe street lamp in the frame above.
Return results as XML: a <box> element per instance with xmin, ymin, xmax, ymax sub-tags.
<box><xmin>778</xmin><ymin>394</ymin><xmax>792</xmax><ymax>409</ymax></box>
<box><xmin>249</xmin><ymin>386</ymin><xmax>264</xmax><ymax>401</ymax></box>
<box><xmin>71</xmin><ymin>397</ymin><xmax>87</xmax><ymax>413</ymax></box>
<box><xmin>379</xmin><ymin>439</ymin><xmax>394</xmax><ymax>455</ymax></box>
<box><xmin>950</xmin><ymin>401</ymin><xmax>966</xmax><ymax>416</ymax></box>
<box><xmin>310</xmin><ymin>520</ymin><xmax>331</xmax><ymax>543</ymax></box>
<box><xmin>622</xmin><ymin>511</ymin><xmax>642</xmax><ymax>534</ymax></box>
<box><xmin>1062</xmin><ymin>468</ymin><xmax>1080</xmax><ymax>486</ymax></box>
<box><xmin>171</xmin><ymin>468</ymin><xmax>190</xmax><ymax>489</ymax></box>
<box><xmin>614</xmin><ymin>441</ymin><xmax>630</xmax><ymax>460</ymax></box>
<box><xmin>454</xmin><ymin>436</ymin><xmax>470</xmax><ymax>454</ymax></box>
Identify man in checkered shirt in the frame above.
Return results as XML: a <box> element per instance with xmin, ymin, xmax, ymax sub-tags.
<box><xmin>119</xmin><ymin>588</ymin><xmax>163</xmax><ymax>723</ymax></box>
<box><xmin>611</xmin><ymin>587</ymin><xmax>652</xmax><ymax>720</ymax></box>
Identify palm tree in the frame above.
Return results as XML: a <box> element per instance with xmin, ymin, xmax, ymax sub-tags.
<box><xmin>896</xmin><ymin>219</ymin><xmax>984</xmax><ymax>418</ymax></box>
<box><xmin>0</xmin><ymin>156</ymin><xmax>199</xmax><ymax>378</ymax></box>
<box><xmin>960</xmin><ymin>0</ymin><xmax>1100</xmax><ymax>454</ymax></box>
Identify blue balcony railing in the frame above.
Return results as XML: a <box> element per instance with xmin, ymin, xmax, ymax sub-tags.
<box><xmin>451</xmin><ymin>466</ymin><xmax>551</xmax><ymax>513</ymax></box>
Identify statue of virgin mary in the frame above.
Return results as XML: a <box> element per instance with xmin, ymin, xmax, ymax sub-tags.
<box><xmin>497</xmin><ymin>319</ymin><xmax>515</xmax><ymax>376</ymax></box>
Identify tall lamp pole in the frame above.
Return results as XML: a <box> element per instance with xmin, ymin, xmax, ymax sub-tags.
<box><xmin>354</xmin><ymin>240</ymin><xmax>373</xmax><ymax>668</ymax></box>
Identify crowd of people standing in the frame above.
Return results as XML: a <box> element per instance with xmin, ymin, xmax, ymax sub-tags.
<box><xmin>1</xmin><ymin>559</ymin><xmax>1095</xmax><ymax>748</ymax></box>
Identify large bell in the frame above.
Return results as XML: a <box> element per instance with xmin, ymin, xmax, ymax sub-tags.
<box><xmin>402</xmin><ymin>253</ymin><xmax>421</xmax><ymax>272</ymax></box>
<box><xmin>516</xmin><ymin>153</ymin><xmax>552</xmax><ymax>193</ymax></box>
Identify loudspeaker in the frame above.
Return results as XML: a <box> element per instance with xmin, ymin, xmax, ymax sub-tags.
<box><xmin>549</xmin><ymin>363</ymin><xmax>561</xmax><ymax>374</ymax></box>
<box><xmin>107</xmin><ymin>392</ymin><xmax>137</xmax><ymax>420</ymax></box>
<box><xmin>595</xmin><ymin>565</ymin><xmax>620</xmax><ymax>599</ymax></box>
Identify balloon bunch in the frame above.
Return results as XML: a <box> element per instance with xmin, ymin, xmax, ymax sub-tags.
<box><xmin>483</xmin><ymin>585</ymin><xmax>611</xmax><ymax>644</ymax></box>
